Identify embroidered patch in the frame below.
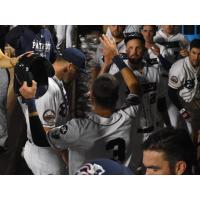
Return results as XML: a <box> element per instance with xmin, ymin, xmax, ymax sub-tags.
<box><xmin>170</xmin><ymin>76</ymin><xmax>178</xmax><ymax>84</ymax></box>
<box><xmin>43</xmin><ymin>110</ymin><xmax>56</xmax><ymax>126</ymax></box>
<box><xmin>59</xmin><ymin>125</ymin><xmax>68</xmax><ymax>135</ymax></box>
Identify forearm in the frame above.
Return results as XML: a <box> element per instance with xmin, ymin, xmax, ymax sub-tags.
<box><xmin>26</xmin><ymin>99</ymin><xmax>50</xmax><ymax>147</ymax></box>
<box><xmin>98</xmin><ymin>62</ymin><xmax>112</xmax><ymax>77</ymax></box>
<box><xmin>157</xmin><ymin>97</ymin><xmax>171</xmax><ymax>126</ymax></box>
<box><xmin>168</xmin><ymin>86</ymin><xmax>184</xmax><ymax>111</ymax></box>
<box><xmin>112</xmin><ymin>55</ymin><xmax>139</xmax><ymax>94</ymax></box>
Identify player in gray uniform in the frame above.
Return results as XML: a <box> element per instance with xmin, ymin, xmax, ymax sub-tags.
<box><xmin>154</xmin><ymin>25</ymin><xmax>190</xmax><ymax>129</ymax></box>
<box><xmin>17</xmin><ymin>48</ymin><xmax>86</xmax><ymax>174</ymax></box>
<box><xmin>19</xmin><ymin>34</ymin><xmax>140</xmax><ymax>174</ymax></box>
<box><xmin>168</xmin><ymin>39</ymin><xmax>200</xmax><ymax>154</ymax></box>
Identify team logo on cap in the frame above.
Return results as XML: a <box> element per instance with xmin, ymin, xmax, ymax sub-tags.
<box><xmin>43</xmin><ymin>109</ymin><xmax>56</xmax><ymax>126</ymax></box>
<box><xmin>75</xmin><ymin>163</ymin><xmax>105</xmax><ymax>175</ymax></box>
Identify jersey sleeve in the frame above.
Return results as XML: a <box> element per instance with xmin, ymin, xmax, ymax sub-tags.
<box><xmin>37</xmin><ymin>85</ymin><xmax>64</xmax><ymax>129</ymax></box>
<box><xmin>120</xmin><ymin>93</ymin><xmax>140</xmax><ymax>117</ymax></box>
<box><xmin>168</xmin><ymin>62</ymin><xmax>184</xmax><ymax>89</ymax></box>
<box><xmin>47</xmin><ymin>119</ymin><xmax>81</xmax><ymax>151</ymax></box>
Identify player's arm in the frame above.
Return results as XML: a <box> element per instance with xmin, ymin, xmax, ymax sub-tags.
<box><xmin>150</xmin><ymin>45</ymin><xmax>172</xmax><ymax>71</ymax></box>
<box><xmin>168</xmin><ymin>71</ymin><xmax>191</xmax><ymax>120</ymax></box>
<box><xmin>157</xmin><ymin>97</ymin><xmax>171</xmax><ymax>127</ymax></box>
<box><xmin>168</xmin><ymin>86</ymin><xmax>190</xmax><ymax>120</ymax></box>
<box><xmin>19</xmin><ymin>81</ymin><xmax>50</xmax><ymax>147</ymax></box>
<box><xmin>100</xmin><ymin>34</ymin><xmax>139</xmax><ymax>94</ymax></box>
<box><xmin>157</xmin><ymin>54</ymin><xmax>172</xmax><ymax>71</ymax></box>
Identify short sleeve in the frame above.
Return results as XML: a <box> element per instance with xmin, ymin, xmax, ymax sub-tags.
<box><xmin>168</xmin><ymin>62</ymin><xmax>184</xmax><ymax>89</ymax></box>
<box><xmin>47</xmin><ymin>119</ymin><xmax>81</xmax><ymax>151</ymax></box>
<box><xmin>120</xmin><ymin>93</ymin><xmax>140</xmax><ymax>117</ymax></box>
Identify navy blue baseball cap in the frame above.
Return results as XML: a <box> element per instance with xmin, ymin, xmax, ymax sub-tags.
<box><xmin>59</xmin><ymin>48</ymin><xmax>87</xmax><ymax>74</ymax></box>
<box><xmin>75</xmin><ymin>159</ymin><xmax>133</xmax><ymax>175</ymax></box>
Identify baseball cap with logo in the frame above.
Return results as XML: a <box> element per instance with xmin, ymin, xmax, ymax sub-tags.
<box><xmin>58</xmin><ymin>48</ymin><xmax>87</xmax><ymax>75</ymax></box>
<box><xmin>75</xmin><ymin>159</ymin><xmax>133</xmax><ymax>175</ymax></box>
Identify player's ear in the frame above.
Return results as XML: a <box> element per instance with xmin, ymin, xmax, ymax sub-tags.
<box><xmin>63</xmin><ymin>62</ymin><xmax>72</xmax><ymax>73</ymax></box>
<box><xmin>175</xmin><ymin>161</ymin><xmax>187</xmax><ymax>175</ymax></box>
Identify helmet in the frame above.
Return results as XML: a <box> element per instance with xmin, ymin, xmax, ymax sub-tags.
<box><xmin>14</xmin><ymin>54</ymin><xmax>55</xmax><ymax>97</ymax></box>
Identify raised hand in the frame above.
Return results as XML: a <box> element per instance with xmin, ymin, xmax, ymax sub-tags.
<box><xmin>150</xmin><ymin>44</ymin><xmax>160</xmax><ymax>56</ymax></box>
<box><xmin>19</xmin><ymin>80</ymin><xmax>37</xmax><ymax>99</ymax></box>
<box><xmin>99</xmin><ymin>34</ymin><xmax>119</xmax><ymax>64</ymax></box>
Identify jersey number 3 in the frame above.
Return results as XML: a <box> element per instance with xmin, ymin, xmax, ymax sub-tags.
<box><xmin>106</xmin><ymin>138</ymin><xmax>126</xmax><ymax>162</ymax></box>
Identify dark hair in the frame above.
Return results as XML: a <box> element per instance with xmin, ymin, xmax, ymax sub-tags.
<box><xmin>143</xmin><ymin>128</ymin><xmax>196</xmax><ymax>175</ymax></box>
<box><xmin>190</xmin><ymin>39</ymin><xmax>200</xmax><ymax>50</ymax></box>
<box><xmin>140</xmin><ymin>25</ymin><xmax>158</xmax><ymax>34</ymax></box>
<box><xmin>124</xmin><ymin>32</ymin><xmax>145</xmax><ymax>46</ymax></box>
<box><xmin>92</xmin><ymin>74</ymin><xmax>119</xmax><ymax>109</ymax></box>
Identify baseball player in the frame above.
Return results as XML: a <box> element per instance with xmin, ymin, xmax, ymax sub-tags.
<box><xmin>140</xmin><ymin>25</ymin><xmax>171</xmax><ymax>128</ymax></box>
<box><xmin>17</xmin><ymin>48</ymin><xmax>86</xmax><ymax>175</ymax></box>
<box><xmin>19</xmin><ymin>34</ymin><xmax>140</xmax><ymax>174</ymax></box>
<box><xmin>143</xmin><ymin>127</ymin><xmax>196</xmax><ymax>175</ymax></box>
<box><xmin>107</xmin><ymin>32</ymin><xmax>162</xmax><ymax>141</ymax></box>
<box><xmin>154</xmin><ymin>25</ymin><xmax>189</xmax><ymax>63</ymax></box>
<box><xmin>168</xmin><ymin>39</ymin><xmax>200</xmax><ymax>149</ymax></box>
<box><xmin>154</xmin><ymin>25</ymin><xmax>190</xmax><ymax>129</ymax></box>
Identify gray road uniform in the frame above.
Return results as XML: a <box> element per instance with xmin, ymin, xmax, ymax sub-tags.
<box><xmin>18</xmin><ymin>76</ymin><xmax>68</xmax><ymax>174</ymax></box>
<box><xmin>168</xmin><ymin>57</ymin><xmax>200</xmax><ymax>134</ymax></box>
<box><xmin>47</xmin><ymin>93</ymin><xmax>140</xmax><ymax>175</ymax></box>
<box><xmin>109</xmin><ymin>59</ymin><xmax>160</xmax><ymax>141</ymax></box>
<box><xmin>0</xmin><ymin>68</ymin><xmax>9</xmax><ymax>148</ymax></box>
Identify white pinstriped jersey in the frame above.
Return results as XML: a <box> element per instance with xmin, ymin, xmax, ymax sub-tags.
<box><xmin>154</xmin><ymin>29</ymin><xmax>189</xmax><ymax>63</ymax></box>
<box><xmin>168</xmin><ymin>57</ymin><xmax>200</xmax><ymax>110</ymax></box>
<box><xmin>47</xmin><ymin>93</ymin><xmax>140</xmax><ymax>174</ymax></box>
<box><xmin>109</xmin><ymin>59</ymin><xmax>160</xmax><ymax>134</ymax></box>
<box><xmin>18</xmin><ymin>76</ymin><xmax>68</xmax><ymax>141</ymax></box>
<box><xmin>146</xmin><ymin>43</ymin><xmax>170</xmax><ymax>96</ymax></box>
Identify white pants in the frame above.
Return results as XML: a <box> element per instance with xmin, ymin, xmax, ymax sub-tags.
<box><xmin>22</xmin><ymin>140</ymin><xmax>67</xmax><ymax>175</ymax></box>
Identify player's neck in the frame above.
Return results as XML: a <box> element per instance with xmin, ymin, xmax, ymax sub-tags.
<box><xmin>145</xmin><ymin>41</ymin><xmax>154</xmax><ymax>49</ymax></box>
<box><xmin>93</xmin><ymin>105</ymin><xmax>113</xmax><ymax>117</ymax></box>
<box><xmin>53</xmin><ymin>64</ymin><xmax>62</xmax><ymax>80</ymax></box>
<box><xmin>163</xmin><ymin>30</ymin><xmax>174</xmax><ymax>37</ymax></box>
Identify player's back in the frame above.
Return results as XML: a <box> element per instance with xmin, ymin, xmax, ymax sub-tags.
<box><xmin>47</xmin><ymin>98</ymin><xmax>139</xmax><ymax>175</ymax></box>
<box><xmin>69</xmin><ymin>109</ymin><xmax>137</xmax><ymax>174</ymax></box>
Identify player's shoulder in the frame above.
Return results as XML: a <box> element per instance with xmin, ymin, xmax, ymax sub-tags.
<box><xmin>171</xmin><ymin>57</ymin><xmax>186</xmax><ymax>68</ymax></box>
<box><xmin>170</xmin><ymin>57</ymin><xmax>187</xmax><ymax>75</ymax></box>
<box><xmin>175</xmin><ymin>32</ymin><xmax>186</xmax><ymax>40</ymax></box>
